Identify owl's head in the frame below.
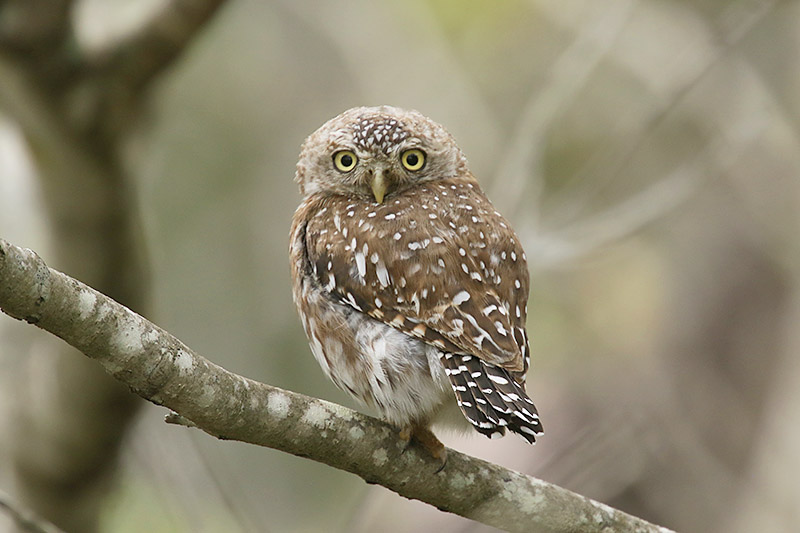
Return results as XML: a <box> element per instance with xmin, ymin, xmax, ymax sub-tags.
<box><xmin>295</xmin><ymin>106</ymin><xmax>469</xmax><ymax>202</ymax></box>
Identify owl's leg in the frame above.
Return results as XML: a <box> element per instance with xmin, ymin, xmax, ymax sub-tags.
<box><xmin>398</xmin><ymin>423</ymin><xmax>447</xmax><ymax>472</ymax></box>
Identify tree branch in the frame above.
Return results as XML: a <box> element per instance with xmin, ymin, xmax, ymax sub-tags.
<box><xmin>0</xmin><ymin>237</ymin><xmax>673</xmax><ymax>533</ymax></box>
<box><xmin>0</xmin><ymin>489</ymin><xmax>65</xmax><ymax>533</ymax></box>
<box><xmin>94</xmin><ymin>0</ymin><xmax>231</xmax><ymax>93</ymax></box>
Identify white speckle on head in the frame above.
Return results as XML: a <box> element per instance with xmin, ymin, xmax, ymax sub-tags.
<box><xmin>384</xmin><ymin>213</ymin><xmax>396</xmax><ymax>220</ymax></box>
<box><xmin>393</xmin><ymin>232</ymin><xmax>402</xmax><ymax>240</ymax></box>
<box><xmin>515</xmin><ymin>279</ymin><xmax>521</xmax><ymax>289</ymax></box>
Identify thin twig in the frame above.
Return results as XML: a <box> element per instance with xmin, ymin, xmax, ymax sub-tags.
<box><xmin>0</xmin><ymin>490</ymin><xmax>65</xmax><ymax>533</ymax></box>
<box><xmin>489</xmin><ymin>0</ymin><xmax>638</xmax><ymax>220</ymax></box>
<box><xmin>521</xmin><ymin>0</ymin><xmax>783</xmax><ymax>267</ymax></box>
<box><xmin>94</xmin><ymin>0</ymin><xmax>231</xmax><ymax>92</ymax></box>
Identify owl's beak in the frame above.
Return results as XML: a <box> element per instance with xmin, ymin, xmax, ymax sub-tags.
<box><xmin>370</xmin><ymin>169</ymin><xmax>387</xmax><ymax>204</ymax></box>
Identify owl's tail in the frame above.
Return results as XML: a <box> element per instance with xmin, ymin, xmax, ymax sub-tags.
<box><xmin>442</xmin><ymin>353</ymin><xmax>543</xmax><ymax>443</ymax></box>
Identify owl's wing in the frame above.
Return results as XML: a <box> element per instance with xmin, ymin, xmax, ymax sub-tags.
<box><xmin>303</xmin><ymin>179</ymin><xmax>530</xmax><ymax>373</ymax></box>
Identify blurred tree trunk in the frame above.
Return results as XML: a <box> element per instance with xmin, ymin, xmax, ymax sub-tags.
<box><xmin>0</xmin><ymin>1</ymin><xmax>227</xmax><ymax>530</ymax></box>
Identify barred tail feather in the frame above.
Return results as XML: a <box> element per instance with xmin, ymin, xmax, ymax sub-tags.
<box><xmin>442</xmin><ymin>353</ymin><xmax>543</xmax><ymax>443</ymax></box>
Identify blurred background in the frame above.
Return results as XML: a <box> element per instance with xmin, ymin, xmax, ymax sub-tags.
<box><xmin>1</xmin><ymin>0</ymin><xmax>799</xmax><ymax>531</ymax></box>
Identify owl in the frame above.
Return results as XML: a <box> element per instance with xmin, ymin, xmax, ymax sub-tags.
<box><xmin>289</xmin><ymin>106</ymin><xmax>542</xmax><ymax>464</ymax></box>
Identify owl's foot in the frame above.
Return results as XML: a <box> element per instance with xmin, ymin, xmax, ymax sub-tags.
<box><xmin>399</xmin><ymin>424</ymin><xmax>447</xmax><ymax>472</ymax></box>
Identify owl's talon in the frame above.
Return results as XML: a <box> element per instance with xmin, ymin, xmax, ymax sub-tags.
<box><xmin>398</xmin><ymin>426</ymin><xmax>413</xmax><ymax>454</ymax></box>
<box><xmin>399</xmin><ymin>425</ymin><xmax>447</xmax><ymax>471</ymax></box>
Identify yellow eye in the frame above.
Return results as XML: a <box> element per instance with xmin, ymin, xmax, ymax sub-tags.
<box><xmin>401</xmin><ymin>149</ymin><xmax>425</xmax><ymax>171</ymax></box>
<box><xmin>333</xmin><ymin>150</ymin><xmax>357</xmax><ymax>172</ymax></box>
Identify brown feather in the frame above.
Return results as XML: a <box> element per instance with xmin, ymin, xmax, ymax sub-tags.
<box><xmin>302</xmin><ymin>176</ymin><xmax>530</xmax><ymax>374</ymax></box>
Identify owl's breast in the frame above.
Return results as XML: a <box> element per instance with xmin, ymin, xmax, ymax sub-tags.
<box><xmin>297</xmin><ymin>178</ymin><xmax>531</xmax><ymax>373</ymax></box>
<box><xmin>289</xmin><ymin>196</ymin><xmax>453</xmax><ymax>426</ymax></box>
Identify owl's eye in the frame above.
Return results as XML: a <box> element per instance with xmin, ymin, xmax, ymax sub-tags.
<box><xmin>401</xmin><ymin>149</ymin><xmax>425</xmax><ymax>171</ymax></box>
<box><xmin>333</xmin><ymin>150</ymin><xmax>358</xmax><ymax>172</ymax></box>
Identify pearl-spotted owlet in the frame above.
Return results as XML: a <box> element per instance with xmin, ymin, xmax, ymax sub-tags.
<box><xmin>290</xmin><ymin>106</ymin><xmax>542</xmax><ymax>464</ymax></box>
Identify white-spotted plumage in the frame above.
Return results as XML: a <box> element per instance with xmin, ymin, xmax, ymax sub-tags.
<box><xmin>289</xmin><ymin>106</ymin><xmax>542</xmax><ymax>454</ymax></box>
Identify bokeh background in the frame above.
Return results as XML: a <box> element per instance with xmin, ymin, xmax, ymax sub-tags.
<box><xmin>1</xmin><ymin>0</ymin><xmax>799</xmax><ymax>532</ymax></box>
